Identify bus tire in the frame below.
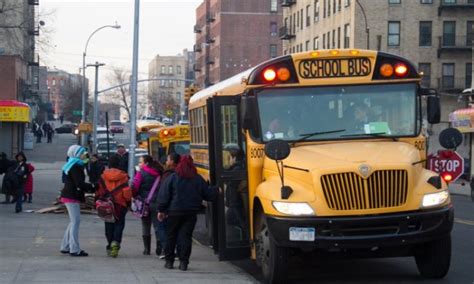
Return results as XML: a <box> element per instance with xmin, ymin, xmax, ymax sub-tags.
<box><xmin>255</xmin><ymin>214</ymin><xmax>289</xmax><ymax>284</ymax></box>
<box><xmin>414</xmin><ymin>235</ymin><xmax>451</xmax><ymax>279</ymax></box>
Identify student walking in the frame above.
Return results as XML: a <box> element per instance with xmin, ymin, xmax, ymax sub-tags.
<box><xmin>96</xmin><ymin>155</ymin><xmax>132</xmax><ymax>257</ymax></box>
<box><xmin>158</xmin><ymin>155</ymin><xmax>217</xmax><ymax>271</ymax></box>
<box><xmin>11</xmin><ymin>152</ymin><xmax>29</xmax><ymax>213</ymax></box>
<box><xmin>60</xmin><ymin>145</ymin><xmax>94</xmax><ymax>257</ymax></box>
<box><xmin>132</xmin><ymin>155</ymin><xmax>162</xmax><ymax>256</ymax></box>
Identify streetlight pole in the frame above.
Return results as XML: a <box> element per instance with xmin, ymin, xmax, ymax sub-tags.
<box><xmin>128</xmin><ymin>0</ymin><xmax>141</xmax><ymax>181</ymax></box>
<box><xmin>356</xmin><ymin>0</ymin><xmax>369</xmax><ymax>49</ymax></box>
<box><xmin>87</xmin><ymin>62</ymin><xmax>105</xmax><ymax>152</ymax></box>
<box><xmin>80</xmin><ymin>24</ymin><xmax>121</xmax><ymax>146</ymax></box>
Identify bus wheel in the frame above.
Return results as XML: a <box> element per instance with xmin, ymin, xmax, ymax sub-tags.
<box><xmin>255</xmin><ymin>215</ymin><xmax>289</xmax><ymax>283</ymax></box>
<box><xmin>414</xmin><ymin>235</ymin><xmax>451</xmax><ymax>279</ymax></box>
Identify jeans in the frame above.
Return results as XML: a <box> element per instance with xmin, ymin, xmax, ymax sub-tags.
<box><xmin>60</xmin><ymin>203</ymin><xmax>81</xmax><ymax>254</ymax></box>
<box><xmin>105</xmin><ymin>207</ymin><xmax>127</xmax><ymax>245</ymax></box>
<box><xmin>15</xmin><ymin>185</ymin><xmax>24</xmax><ymax>211</ymax></box>
<box><xmin>141</xmin><ymin>208</ymin><xmax>167</xmax><ymax>247</ymax></box>
<box><xmin>164</xmin><ymin>214</ymin><xmax>197</xmax><ymax>264</ymax></box>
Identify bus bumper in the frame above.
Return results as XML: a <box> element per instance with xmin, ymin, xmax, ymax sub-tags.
<box><xmin>266</xmin><ymin>206</ymin><xmax>453</xmax><ymax>250</ymax></box>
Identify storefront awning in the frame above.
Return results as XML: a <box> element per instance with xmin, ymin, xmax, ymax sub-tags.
<box><xmin>0</xmin><ymin>100</ymin><xmax>30</xmax><ymax>123</ymax></box>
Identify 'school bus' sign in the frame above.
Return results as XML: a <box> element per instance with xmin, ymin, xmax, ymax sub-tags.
<box><xmin>298</xmin><ymin>57</ymin><xmax>372</xmax><ymax>79</ymax></box>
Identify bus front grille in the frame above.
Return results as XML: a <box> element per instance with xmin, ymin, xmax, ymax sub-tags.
<box><xmin>321</xmin><ymin>170</ymin><xmax>408</xmax><ymax>210</ymax></box>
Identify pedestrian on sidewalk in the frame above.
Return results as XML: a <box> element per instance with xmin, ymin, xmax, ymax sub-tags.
<box><xmin>47</xmin><ymin>127</ymin><xmax>54</xmax><ymax>143</ymax></box>
<box><xmin>86</xmin><ymin>154</ymin><xmax>105</xmax><ymax>187</ymax></box>
<box><xmin>157</xmin><ymin>155</ymin><xmax>218</xmax><ymax>271</ymax></box>
<box><xmin>152</xmin><ymin>152</ymin><xmax>181</xmax><ymax>259</ymax></box>
<box><xmin>22</xmin><ymin>162</ymin><xmax>35</xmax><ymax>203</ymax></box>
<box><xmin>96</xmin><ymin>155</ymin><xmax>132</xmax><ymax>258</ymax></box>
<box><xmin>59</xmin><ymin>145</ymin><xmax>94</xmax><ymax>257</ymax></box>
<box><xmin>114</xmin><ymin>144</ymin><xmax>129</xmax><ymax>173</ymax></box>
<box><xmin>10</xmin><ymin>152</ymin><xmax>29</xmax><ymax>213</ymax></box>
<box><xmin>35</xmin><ymin>128</ymin><xmax>42</xmax><ymax>143</ymax></box>
<box><xmin>0</xmin><ymin>152</ymin><xmax>15</xmax><ymax>204</ymax></box>
<box><xmin>132</xmin><ymin>155</ymin><xmax>162</xmax><ymax>256</ymax></box>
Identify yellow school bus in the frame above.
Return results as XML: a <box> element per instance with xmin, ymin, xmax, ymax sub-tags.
<box><xmin>148</xmin><ymin>125</ymin><xmax>190</xmax><ymax>164</ymax></box>
<box><xmin>136</xmin><ymin>120</ymin><xmax>164</xmax><ymax>149</ymax></box>
<box><xmin>189</xmin><ymin>50</ymin><xmax>453</xmax><ymax>283</ymax></box>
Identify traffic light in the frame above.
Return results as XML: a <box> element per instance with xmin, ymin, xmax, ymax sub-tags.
<box><xmin>184</xmin><ymin>86</ymin><xmax>199</xmax><ymax>104</ymax></box>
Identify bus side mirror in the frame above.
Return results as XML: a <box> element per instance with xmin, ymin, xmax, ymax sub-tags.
<box><xmin>241</xmin><ymin>96</ymin><xmax>258</xmax><ymax>131</ymax></box>
<box><xmin>427</xmin><ymin>96</ymin><xmax>441</xmax><ymax>124</ymax></box>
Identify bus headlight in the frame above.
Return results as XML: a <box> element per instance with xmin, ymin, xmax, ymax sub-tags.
<box><xmin>272</xmin><ymin>202</ymin><xmax>314</xmax><ymax>216</ymax></box>
<box><xmin>421</xmin><ymin>191</ymin><xmax>449</xmax><ymax>208</ymax></box>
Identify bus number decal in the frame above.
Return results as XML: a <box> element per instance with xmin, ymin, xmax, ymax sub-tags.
<box><xmin>298</xmin><ymin>58</ymin><xmax>371</xmax><ymax>79</ymax></box>
<box><xmin>250</xmin><ymin>148</ymin><xmax>265</xmax><ymax>159</ymax></box>
<box><xmin>414</xmin><ymin>140</ymin><xmax>425</xmax><ymax>151</ymax></box>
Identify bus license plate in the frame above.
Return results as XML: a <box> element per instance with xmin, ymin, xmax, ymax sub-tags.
<box><xmin>289</xmin><ymin>227</ymin><xmax>315</xmax><ymax>241</ymax></box>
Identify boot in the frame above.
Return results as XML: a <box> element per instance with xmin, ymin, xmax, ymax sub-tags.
<box><xmin>110</xmin><ymin>241</ymin><xmax>120</xmax><ymax>258</ymax></box>
<box><xmin>142</xmin><ymin>235</ymin><xmax>151</xmax><ymax>255</ymax></box>
<box><xmin>155</xmin><ymin>240</ymin><xmax>162</xmax><ymax>256</ymax></box>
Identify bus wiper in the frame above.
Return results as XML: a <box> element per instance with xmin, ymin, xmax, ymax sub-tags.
<box><xmin>292</xmin><ymin>129</ymin><xmax>346</xmax><ymax>146</ymax></box>
<box><xmin>340</xmin><ymin>132</ymin><xmax>398</xmax><ymax>141</ymax></box>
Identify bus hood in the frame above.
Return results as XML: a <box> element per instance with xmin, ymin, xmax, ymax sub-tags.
<box><xmin>281</xmin><ymin>141</ymin><xmax>420</xmax><ymax>171</ymax></box>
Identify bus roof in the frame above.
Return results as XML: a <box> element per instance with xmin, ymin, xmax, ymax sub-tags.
<box><xmin>136</xmin><ymin>120</ymin><xmax>164</xmax><ymax>131</ymax></box>
<box><xmin>189</xmin><ymin>49</ymin><xmax>420</xmax><ymax>109</ymax></box>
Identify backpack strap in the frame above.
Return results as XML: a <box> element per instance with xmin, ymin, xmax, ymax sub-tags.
<box><xmin>99</xmin><ymin>178</ymin><xmax>128</xmax><ymax>198</ymax></box>
<box><xmin>145</xmin><ymin>176</ymin><xmax>161</xmax><ymax>204</ymax></box>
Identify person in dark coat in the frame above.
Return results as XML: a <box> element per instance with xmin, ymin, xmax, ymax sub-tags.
<box><xmin>9</xmin><ymin>152</ymin><xmax>29</xmax><ymax>213</ymax></box>
<box><xmin>86</xmin><ymin>154</ymin><xmax>105</xmax><ymax>187</ymax></box>
<box><xmin>114</xmin><ymin>144</ymin><xmax>129</xmax><ymax>173</ymax></box>
<box><xmin>59</xmin><ymin>145</ymin><xmax>94</xmax><ymax>257</ymax></box>
<box><xmin>47</xmin><ymin>127</ymin><xmax>54</xmax><ymax>143</ymax></box>
<box><xmin>157</xmin><ymin>155</ymin><xmax>217</xmax><ymax>271</ymax></box>
<box><xmin>35</xmin><ymin>128</ymin><xmax>42</xmax><ymax>143</ymax></box>
<box><xmin>0</xmin><ymin>152</ymin><xmax>15</xmax><ymax>204</ymax></box>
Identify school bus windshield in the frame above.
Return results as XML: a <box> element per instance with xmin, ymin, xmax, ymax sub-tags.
<box><xmin>258</xmin><ymin>83</ymin><xmax>418</xmax><ymax>142</ymax></box>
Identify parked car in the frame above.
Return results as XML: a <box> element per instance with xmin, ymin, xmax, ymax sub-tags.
<box><xmin>96</xmin><ymin>142</ymin><xmax>118</xmax><ymax>163</ymax></box>
<box><xmin>55</xmin><ymin>124</ymin><xmax>77</xmax><ymax>134</ymax></box>
<box><xmin>110</xmin><ymin>120</ymin><xmax>124</xmax><ymax>133</ymax></box>
<box><xmin>178</xmin><ymin>119</ymin><xmax>189</xmax><ymax>125</ymax></box>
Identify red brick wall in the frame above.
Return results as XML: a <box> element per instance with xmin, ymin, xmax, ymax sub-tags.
<box><xmin>0</xmin><ymin>56</ymin><xmax>26</xmax><ymax>101</ymax></box>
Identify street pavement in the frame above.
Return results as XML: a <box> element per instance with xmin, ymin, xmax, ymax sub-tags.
<box><xmin>0</xmin><ymin>131</ymin><xmax>256</xmax><ymax>284</ymax></box>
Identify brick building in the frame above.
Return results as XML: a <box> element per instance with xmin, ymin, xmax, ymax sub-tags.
<box><xmin>193</xmin><ymin>0</ymin><xmax>283</xmax><ymax>88</ymax></box>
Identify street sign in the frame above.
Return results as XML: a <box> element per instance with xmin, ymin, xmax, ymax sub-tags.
<box><xmin>77</xmin><ymin>122</ymin><xmax>93</xmax><ymax>133</ymax></box>
<box><xmin>428</xmin><ymin>150</ymin><xmax>464</xmax><ymax>182</ymax></box>
<box><xmin>73</xmin><ymin>110</ymin><xmax>82</xmax><ymax>116</ymax></box>
<box><xmin>166</xmin><ymin>110</ymin><xmax>173</xmax><ymax>116</ymax></box>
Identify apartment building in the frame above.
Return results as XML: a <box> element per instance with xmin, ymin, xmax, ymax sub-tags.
<box><xmin>193</xmin><ymin>0</ymin><xmax>283</xmax><ymax>88</ymax></box>
<box><xmin>47</xmin><ymin>70</ymin><xmax>87</xmax><ymax>121</ymax></box>
<box><xmin>148</xmin><ymin>54</ymin><xmax>187</xmax><ymax>120</ymax></box>
<box><xmin>280</xmin><ymin>0</ymin><xmax>473</xmax><ymax>93</ymax></box>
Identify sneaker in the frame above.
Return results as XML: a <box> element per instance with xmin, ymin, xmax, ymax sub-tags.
<box><xmin>164</xmin><ymin>261</ymin><xmax>174</xmax><ymax>269</ymax></box>
<box><xmin>70</xmin><ymin>250</ymin><xmax>88</xmax><ymax>257</ymax></box>
<box><xmin>110</xmin><ymin>241</ymin><xmax>120</xmax><ymax>258</ymax></box>
<box><xmin>179</xmin><ymin>262</ymin><xmax>188</xmax><ymax>271</ymax></box>
<box><xmin>159</xmin><ymin>254</ymin><xmax>166</xmax><ymax>260</ymax></box>
<box><xmin>106</xmin><ymin>245</ymin><xmax>112</xmax><ymax>257</ymax></box>
<box><xmin>60</xmin><ymin>250</ymin><xmax>69</xmax><ymax>254</ymax></box>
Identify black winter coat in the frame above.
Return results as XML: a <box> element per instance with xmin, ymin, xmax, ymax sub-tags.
<box><xmin>87</xmin><ymin>161</ymin><xmax>105</xmax><ymax>185</ymax></box>
<box><xmin>157</xmin><ymin>173</ymin><xmax>217</xmax><ymax>215</ymax></box>
<box><xmin>60</xmin><ymin>164</ymin><xmax>94</xmax><ymax>202</ymax></box>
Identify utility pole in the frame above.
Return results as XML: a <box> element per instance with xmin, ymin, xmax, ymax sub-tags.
<box><xmin>87</xmin><ymin>61</ymin><xmax>105</xmax><ymax>152</ymax></box>
<box><xmin>128</xmin><ymin>0</ymin><xmax>141</xmax><ymax>182</ymax></box>
<box><xmin>356</xmin><ymin>0</ymin><xmax>370</xmax><ymax>49</ymax></box>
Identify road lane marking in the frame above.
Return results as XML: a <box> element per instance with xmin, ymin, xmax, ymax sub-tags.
<box><xmin>455</xmin><ymin>218</ymin><xmax>474</xmax><ymax>226</ymax></box>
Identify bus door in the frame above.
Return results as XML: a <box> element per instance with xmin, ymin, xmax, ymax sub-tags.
<box><xmin>207</xmin><ymin>96</ymin><xmax>250</xmax><ymax>261</ymax></box>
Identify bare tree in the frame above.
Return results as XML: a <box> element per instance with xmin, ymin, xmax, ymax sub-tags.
<box><xmin>107</xmin><ymin>66</ymin><xmax>131</xmax><ymax>119</ymax></box>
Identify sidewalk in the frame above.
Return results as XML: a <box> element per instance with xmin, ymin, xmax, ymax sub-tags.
<box><xmin>0</xmin><ymin>133</ymin><xmax>256</xmax><ymax>284</ymax></box>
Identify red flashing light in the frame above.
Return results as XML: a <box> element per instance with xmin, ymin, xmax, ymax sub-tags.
<box><xmin>441</xmin><ymin>173</ymin><xmax>453</xmax><ymax>183</ymax></box>
<box><xmin>394</xmin><ymin>63</ymin><xmax>408</xmax><ymax>77</ymax></box>
<box><xmin>263</xmin><ymin>68</ymin><xmax>277</xmax><ymax>82</ymax></box>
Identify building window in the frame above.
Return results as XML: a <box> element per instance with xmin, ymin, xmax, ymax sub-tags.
<box><xmin>327</xmin><ymin>31</ymin><xmax>331</xmax><ymax>48</ymax></box>
<box><xmin>168</xmin><ymin>65</ymin><xmax>173</xmax><ymax>74</ymax></box>
<box><xmin>389</xmin><ymin>0</ymin><xmax>401</xmax><ymax>4</ymax></box>
<box><xmin>333</xmin><ymin>0</ymin><xmax>336</xmax><ymax>13</ymax></box>
<box><xmin>388</xmin><ymin>21</ymin><xmax>400</xmax><ymax>46</ymax></box>
<box><xmin>337</xmin><ymin>27</ymin><xmax>341</xmax><ymax>48</ymax></box>
<box><xmin>296</xmin><ymin>11</ymin><xmax>300</xmax><ymax>29</ymax></box>
<box><xmin>270</xmin><ymin>44</ymin><xmax>278</xmax><ymax>58</ymax></box>
<box><xmin>270</xmin><ymin>0</ymin><xmax>278</xmax><ymax>12</ymax></box>
<box><xmin>306</xmin><ymin>40</ymin><xmax>310</xmax><ymax>51</ymax></box>
<box><xmin>338</xmin><ymin>0</ymin><xmax>342</xmax><ymax>11</ymax></box>
<box><xmin>323</xmin><ymin>0</ymin><xmax>326</xmax><ymax>18</ymax></box>
<box><xmin>52</xmin><ymin>79</ymin><xmax>56</xmax><ymax>86</ymax></box>
<box><xmin>344</xmin><ymin>24</ymin><xmax>350</xmax><ymax>48</ymax></box>
<box><xmin>314</xmin><ymin>0</ymin><xmax>320</xmax><ymax>22</ymax></box>
<box><xmin>442</xmin><ymin>63</ymin><xmax>455</xmax><ymax>89</ymax></box>
<box><xmin>421</xmin><ymin>0</ymin><xmax>432</xmax><ymax>3</ymax></box>
<box><xmin>270</xmin><ymin>22</ymin><xmax>278</xmax><ymax>36</ymax></box>
<box><xmin>160</xmin><ymin>80</ymin><xmax>165</xmax><ymax>87</ymax></box>
<box><xmin>442</xmin><ymin>21</ymin><xmax>456</xmax><ymax>46</ymax></box>
<box><xmin>323</xmin><ymin>34</ymin><xmax>326</xmax><ymax>49</ymax></box>
<box><xmin>332</xmin><ymin>29</ymin><xmax>336</xmax><ymax>48</ymax></box>
<box><xmin>419</xmin><ymin>21</ymin><xmax>432</xmax><ymax>46</ymax></box>
<box><xmin>442</xmin><ymin>0</ymin><xmax>456</xmax><ymax>4</ymax></box>
<box><xmin>177</xmin><ymin>65</ymin><xmax>182</xmax><ymax>74</ymax></box>
<box><xmin>177</xmin><ymin>80</ymin><xmax>181</xmax><ymax>87</ymax></box>
<box><xmin>306</xmin><ymin>5</ymin><xmax>311</xmax><ymax>26</ymax></box>
<box><xmin>160</xmin><ymin>65</ymin><xmax>166</xmax><ymax>74</ymax></box>
<box><xmin>300</xmin><ymin>8</ymin><xmax>303</xmax><ymax>28</ymax></box>
<box><xmin>345</xmin><ymin>0</ymin><xmax>350</xmax><ymax>6</ymax></box>
<box><xmin>313</xmin><ymin>36</ymin><xmax>320</xmax><ymax>49</ymax></box>
<box><xmin>467</xmin><ymin>21</ymin><xmax>474</xmax><ymax>47</ymax></box>
<box><xmin>419</xmin><ymin>63</ymin><xmax>431</xmax><ymax>87</ymax></box>
<box><xmin>466</xmin><ymin>63</ymin><xmax>472</xmax><ymax>88</ymax></box>
<box><xmin>328</xmin><ymin>0</ymin><xmax>331</xmax><ymax>17</ymax></box>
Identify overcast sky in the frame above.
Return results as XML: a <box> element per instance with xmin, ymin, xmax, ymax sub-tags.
<box><xmin>41</xmin><ymin>0</ymin><xmax>201</xmax><ymax>95</ymax></box>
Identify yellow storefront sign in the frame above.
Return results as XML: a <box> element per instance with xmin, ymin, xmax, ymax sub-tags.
<box><xmin>0</xmin><ymin>104</ymin><xmax>30</xmax><ymax>123</ymax></box>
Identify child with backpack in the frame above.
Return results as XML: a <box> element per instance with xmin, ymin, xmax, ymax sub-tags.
<box><xmin>95</xmin><ymin>155</ymin><xmax>132</xmax><ymax>258</ymax></box>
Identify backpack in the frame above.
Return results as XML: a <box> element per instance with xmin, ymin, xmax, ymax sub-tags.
<box><xmin>131</xmin><ymin>175</ymin><xmax>160</xmax><ymax>218</ymax></box>
<box><xmin>95</xmin><ymin>179</ymin><xmax>128</xmax><ymax>223</ymax></box>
